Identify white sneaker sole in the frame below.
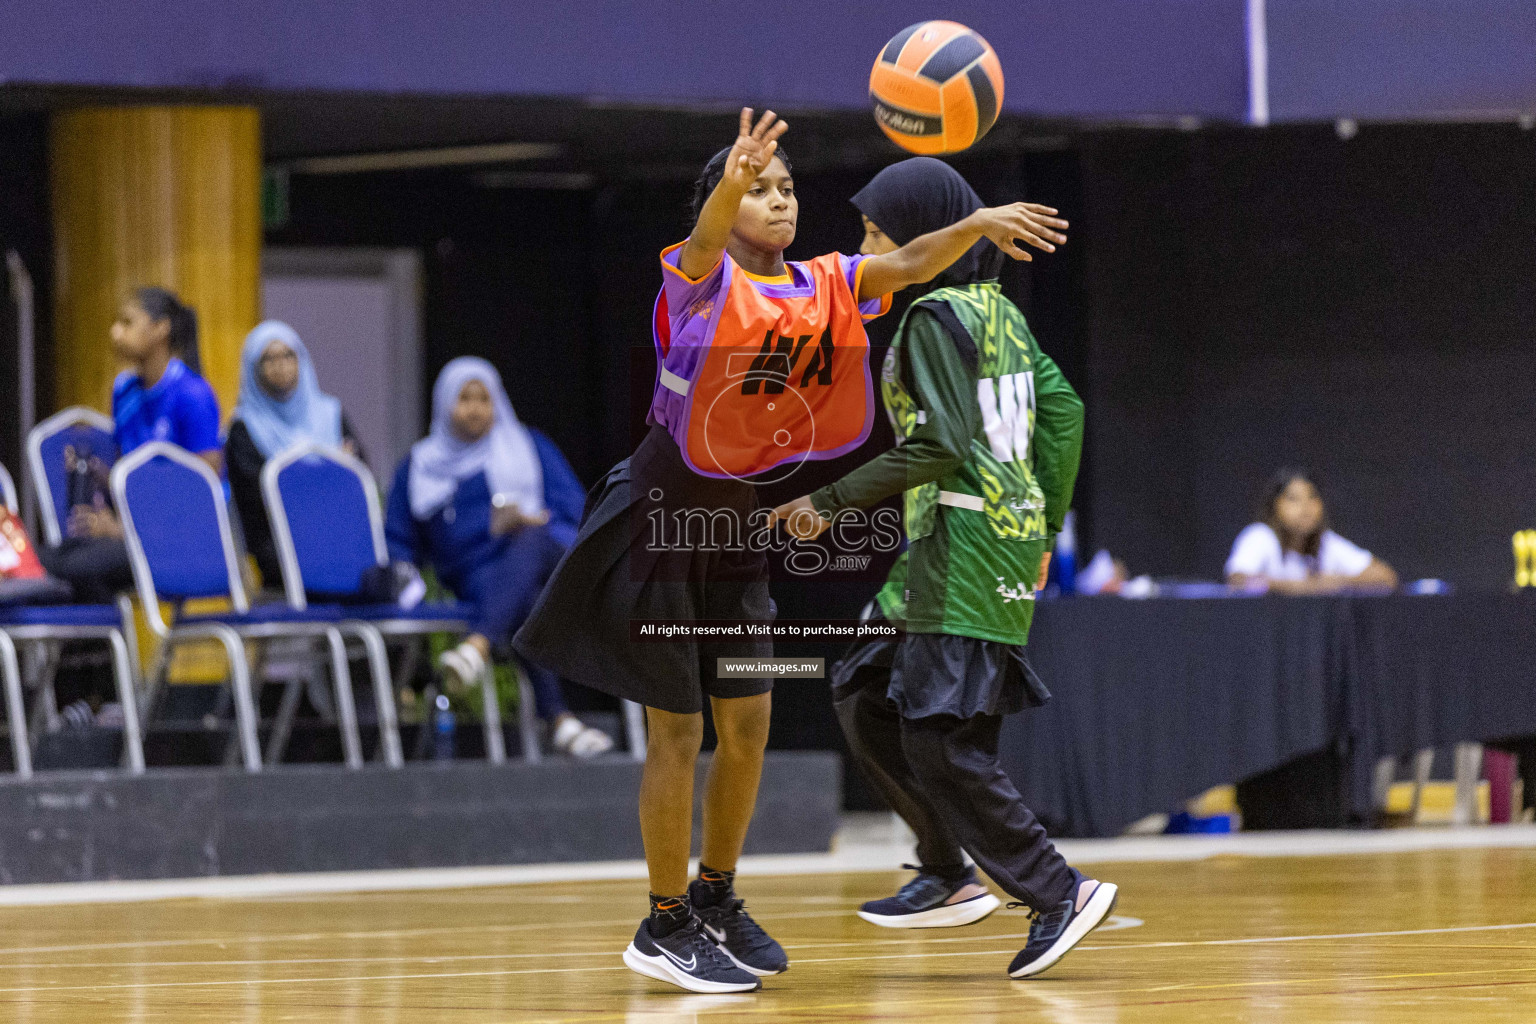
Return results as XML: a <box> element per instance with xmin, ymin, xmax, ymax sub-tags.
<box><xmin>1008</xmin><ymin>883</ymin><xmax>1119</xmax><ymax>979</ymax></box>
<box><xmin>623</xmin><ymin>943</ymin><xmax>762</xmax><ymax>993</ymax></box>
<box><xmin>711</xmin><ymin>941</ymin><xmax>787</xmax><ymax>977</ymax></box>
<box><xmin>857</xmin><ymin>892</ymin><xmax>1002</xmax><ymax>929</ymax></box>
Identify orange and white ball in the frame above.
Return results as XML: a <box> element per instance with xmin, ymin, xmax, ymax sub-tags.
<box><xmin>869</xmin><ymin>21</ymin><xmax>1005</xmax><ymax>155</ymax></box>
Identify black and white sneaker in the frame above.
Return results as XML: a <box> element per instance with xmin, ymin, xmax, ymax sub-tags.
<box><xmin>690</xmin><ymin>885</ymin><xmax>789</xmax><ymax>976</ymax></box>
<box><xmin>857</xmin><ymin>865</ymin><xmax>1002</xmax><ymax>929</ymax></box>
<box><xmin>1007</xmin><ymin>879</ymin><xmax>1119</xmax><ymax>979</ymax></box>
<box><xmin>623</xmin><ymin>917</ymin><xmax>762</xmax><ymax>993</ymax></box>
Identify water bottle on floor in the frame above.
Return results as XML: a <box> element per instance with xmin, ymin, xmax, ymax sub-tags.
<box><xmin>433</xmin><ymin>694</ymin><xmax>456</xmax><ymax>761</ymax></box>
<box><xmin>1054</xmin><ymin>510</ymin><xmax>1078</xmax><ymax>595</ymax></box>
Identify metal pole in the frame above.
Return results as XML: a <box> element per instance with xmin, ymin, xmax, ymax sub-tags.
<box><xmin>5</xmin><ymin>250</ymin><xmax>37</xmax><ymax>534</ymax></box>
<box><xmin>1246</xmin><ymin>0</ymin><xmax>1270</xmax><ymax>127</ymax></box>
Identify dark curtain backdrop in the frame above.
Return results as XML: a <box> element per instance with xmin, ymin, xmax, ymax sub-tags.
<box><xmin>0</xmin><ymin>114</ymin><xmax>53</xmax><ymax>482</ymax></box>
<box><xmin>1079</xmin><ymin>123</ymin><xmax>1536</xmax><ymax>591</ymax></box>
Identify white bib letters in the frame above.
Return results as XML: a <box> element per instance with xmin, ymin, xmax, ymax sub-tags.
<box><xmin>977</xmin><ymin>372</ymin><xmax>1035</xmax><ymax>463</ymax></box>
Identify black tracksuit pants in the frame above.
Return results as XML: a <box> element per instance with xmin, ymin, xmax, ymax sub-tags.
<box><xmin>834</xmin><ymin>667</ymin><xmax>1079</xmax><ymax>911</ymax></box>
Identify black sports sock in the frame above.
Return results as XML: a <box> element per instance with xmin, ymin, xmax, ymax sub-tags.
<box><xmin>926</xmin><ymin>862</ymin><xmax>972</xmax><ymax>884</ymax></box>
<box><xmin>649</xmin><ymin>891</ymin><xmax>692</xmax><ymax>937</ymax></box>
<box><xmin>693</xmin><ymin>864</ymin><xmax>736</xmax><ymax>907</ymax></box>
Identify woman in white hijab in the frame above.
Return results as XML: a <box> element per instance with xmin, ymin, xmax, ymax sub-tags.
<box><xmin>385</xmin><ymin>357</ymin><xmax>611</xmax><ymax>757</ymax></box>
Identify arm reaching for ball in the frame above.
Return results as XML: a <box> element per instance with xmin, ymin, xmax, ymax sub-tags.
<box><xmin>856</xmin><ymin>203</ymin><xmax>1068</xmax><ymax>302</ymax></box>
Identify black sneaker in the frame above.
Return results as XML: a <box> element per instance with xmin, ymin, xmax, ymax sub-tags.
<box><xmin>857</xmin><ymin>864</ymin><xmax>1001</xmax><ymax>929</ymax></box>
<box><xmin>1007</xmin><ymin>879</ymin><xmax>1119</xmax><ymax>979</ymax></box>
<box><xmin>624</xmin><ymin>917</ymin><xmax>762</xmax><ymax>993</ymax></box>
<box><xmin>689</xmin><ymin>883</ymin><xmax>789</xmax><ymax>977</ymax></box>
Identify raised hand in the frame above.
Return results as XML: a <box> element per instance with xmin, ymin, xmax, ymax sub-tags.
<box><xmin>768</xmin><ymin>495</ymin><xmax>830</xmax><ymax>541</ymax></box>
<box><xmin>857</xmin><ymin>198</ymin><xmax>1071</xmax><ymax>300</ymax></box>
<box><xmin>720</xmin><ymin>108</ymin><xmax>789</xmax><ymax>193</ymax></box>
<box><xmin>969</xmin><ymin>203</ymin><xmax>1069</xmax><ymax>261</ymax></box>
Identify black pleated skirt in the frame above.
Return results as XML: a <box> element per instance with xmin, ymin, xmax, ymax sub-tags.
<box><xmin>514</xmin><ymin>426</ymin><xmax>775</xmax><ymax>714</ymax></box>
<box><xmin>830</xmin><ymin>609</ymin><xmax>1050</xmax><ymax>720</ymax></box>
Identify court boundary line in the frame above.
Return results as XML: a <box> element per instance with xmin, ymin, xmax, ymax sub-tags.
<box><xmin>0</xmin><ymin>824</ymin><xmax>1530</xmax><ymax>907</ymax></box>
<box><xmin>0</xmin><ymin>921</ymin><xmax>1531</xmax><ymax>998</ymax></box>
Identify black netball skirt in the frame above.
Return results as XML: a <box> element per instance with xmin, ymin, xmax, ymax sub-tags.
<box><xmin>513</xmin><ymin>425</ymin><xmax>775</xmax><ymax>715</ymax></box>
<box><xmin>829</xmin><ymin>608</ymin><xmax>1051</xmax><ymax>720</ymax></box>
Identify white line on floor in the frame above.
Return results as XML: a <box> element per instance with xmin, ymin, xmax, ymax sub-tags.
<box><xmin>0</xmin><ymin>921</ymin><xmax>1530</xmax><ymax>998</ymax></box>
<box><xmin>0</xmin><ymin>920</ymin><xmax>1149</xmax><ymax>972</ymax></box>
<box><xmin>0</xmin><ymin>825</ymin><xmax>1529</xmax><ymax>908</ymax></box>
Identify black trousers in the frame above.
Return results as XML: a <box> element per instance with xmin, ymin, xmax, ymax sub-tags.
<box><xmin>834</xmin><ymin>666</ymin><xmax>1079</xmax><ymax>911</ymax></box>
<box><xmin>38</xmin><ymin>538</ymin><xmax>133</xmax><ymax>604</ymax></box>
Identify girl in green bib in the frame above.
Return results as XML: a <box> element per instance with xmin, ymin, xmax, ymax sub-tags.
<box><xmin>773</xmin><ymin>158</ymin><xmax>1117</xmax><ymax>981</ymax></box>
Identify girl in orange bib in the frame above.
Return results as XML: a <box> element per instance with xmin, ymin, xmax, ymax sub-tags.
<box><xmin>516</xmin><ymin>108</ymin><xmax>1067</xmax><ymax>994</ymax></box>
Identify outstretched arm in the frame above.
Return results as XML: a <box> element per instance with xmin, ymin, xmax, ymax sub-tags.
<box><xmin>769</xmin><ymin>307</ymin><xmax>979</xmax><ymax>540</ymax></box>
<box><xmin>676</xmin><ymin>108</ymin><xmax>789</xmax><ymax>280</ymax></box>
<box><xmin>1234</xmin><ymin>558</ymin><xmax>1399</xmax><ymax>595</ymax></box>
<box><xmin>856</xmin><ymin>203</ymin><xmax>1068</xmax><ymax>302</ymax></box>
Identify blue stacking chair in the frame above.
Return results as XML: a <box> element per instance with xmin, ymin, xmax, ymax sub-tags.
<box><xmin>27</xmin><ymin>406</ymin><xmax>118</xmax><ymax>549</ymax></box>
<box><xmin>0</xmin><ymin>460</ymin><xmax>144</xmax><ymax>778</ymax></box>
<box><xmin>112</xmin><ymin>442</ymin><xmax>364</xmax><ymax>772</ymax></box>
<box><xmin>263</xmin><ymin>443</ymin><xmax>549</xmax><ymax>766</ymax></box>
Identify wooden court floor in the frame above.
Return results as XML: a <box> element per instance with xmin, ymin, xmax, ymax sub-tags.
<box><xmin>1</xmin><ymin>846</ymin><xmax>1534</xmax><ymax>1022</ymax></box>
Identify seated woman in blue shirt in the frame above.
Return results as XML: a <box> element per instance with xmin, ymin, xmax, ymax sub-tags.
<box><xmin>39</xmin><ymin>287</ymin><xmax>222</xmax><ymax>602</ymax></box>
<box><xmin>385</xmin><ymin>357</ymin><xmax>612</xmax><ymax>757</ymax></box>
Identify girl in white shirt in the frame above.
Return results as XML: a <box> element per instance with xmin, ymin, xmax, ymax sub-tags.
<box><xmin>1225</xmin><ymin>469</ymin><xmax>1398</xmax><ymax>594</ymax></box>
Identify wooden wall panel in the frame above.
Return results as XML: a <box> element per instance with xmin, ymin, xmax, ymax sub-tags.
<box><xmin>50</xmin><ymin>106</ymin><xmax>260</xmax><ymax>419</ymax></box>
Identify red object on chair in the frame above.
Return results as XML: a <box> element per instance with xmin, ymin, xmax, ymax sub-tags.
<box><xmin>0</xmin><ymin>509</ymin><xmax>44</xmax><ymax>580</ymax></box>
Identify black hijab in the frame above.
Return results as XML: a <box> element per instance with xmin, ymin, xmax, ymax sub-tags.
<box><xmin>851</xmin><ymin>157</ymin><xmax>1002</xmax><ymax>293</ymax></box>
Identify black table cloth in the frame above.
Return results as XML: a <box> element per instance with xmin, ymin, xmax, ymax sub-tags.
<box><xmin>998</xmin><ymin>592</ymin><xmax>1536</xmax><ymax>837</ymax></box>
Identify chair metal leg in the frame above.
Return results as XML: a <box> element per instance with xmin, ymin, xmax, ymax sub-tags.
<box><xmin>107</xmin><ymin>629</ymin><xmax>145</xmax><ymax>774</ymax></box>
<box><xmin>28</xmin><ymin>641</ymin><xmax>61</xmax><ymax>738</ymax></box>
<box><xmin>116</xmin><ymin>595</ymin><xmax>143</xmax><ymax>686</ymax></box>
<box><xmin>623</xmin><ymin>699</ymin><xmax>647</xmax><ymax>762</ymax></box>
<box><xmin>1372</xmin><ymin>755</ymin><xmax>1398</xmax><ymax>813</ymax></box>
<box><xmin>1409</xmin><ymin>747</ymin><xmax>1436</xmax><ymax>822</ymax></box>
<box><xmin>265</xmin><ymin>677</ymin><xmax>304</xmax><ymax>767</ymax></box>
<box><xmin>322</xmin><ymin>627</ymin><xmax>363</xmax><ymax>770</ymax></box>
<box><xmin>1453</xmin><ymin>742</ymin><xmax>1484</xmax><ymax>826</ymax></box>
<box><xmin>139</xmin><ymin>637</ymin><xmax>172</xmax><ymax>735</ymax></box>
<box><xmin>514</xmin><ymin>664</ymin><xmax>541</xmax><ymax>765</ymax></box>
<box><xmin>173</xmin><ymin>625</ymin><xmax>260</xmax><ymax>772</ymax></box>
<box><xmin>481</xmin><ymin>660</ymin><xmax>507</xmax><ymax>765</ymax></box>
<box><xmin>0</xmin><ymin>632</ymin><xmax>30</xmax><ymax>779</ymax></box>
<box><xmin>223</xmin><ymin>632</ymin><xmax>262</xmax><ymax>773</ymax></box>
<box><xmin>341</xmin><ymin>623</ymin><xmax>401</xmax><ymax>769</ymax></box>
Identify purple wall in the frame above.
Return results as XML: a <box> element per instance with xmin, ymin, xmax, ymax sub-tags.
<box><xmin>4</xmin><ymin>3</ymin><xmax>1532</xmax><ymax>122</ymax></box>
<box><xmin>2</xmin><ymin>1</ymin><xmax>1244</xmax><ymax>118</ymax></box>
<box><xmin>1268</xmin><ymin>1</ymin><xmax>1536</xmax><ymax>120</ymax></box>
